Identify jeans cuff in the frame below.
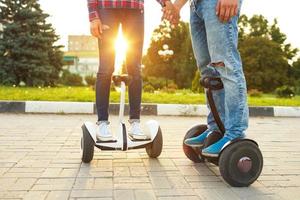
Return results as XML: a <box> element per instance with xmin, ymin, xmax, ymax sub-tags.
<box><xmin>128</xmin><ymin>119</ymin><xmax>140</xmax><ymax>124</ymax></box>
<box><xmin>96</xmin><ymin>121</ymin><xmax>110</xmax><ymax>125</ymax></box>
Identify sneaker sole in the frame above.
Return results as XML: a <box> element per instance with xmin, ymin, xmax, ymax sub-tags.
<box><xmin>184</xmin><ymin>141</ymin><xmax>204</xmax><ymax>148</ymax></box>
<box><xmin>130</xmin><ymin>134</ymin><xmax>148</xmax><ymax>140</ymax></box>
<box><xmin>201</xmin><ymin>152</ymin><xmax>219</xmax><ymax>158</ymax></box>
<box><xmin>97</xmin><ymin>136</ymin><xmax>115</xmax><ymax>142</ymax></box>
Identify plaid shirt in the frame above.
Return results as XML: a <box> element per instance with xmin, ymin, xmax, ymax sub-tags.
<box><xmin>87</xmin><ymin>0</ymin><xmax>167</xmax><ymax>21</ymax></box>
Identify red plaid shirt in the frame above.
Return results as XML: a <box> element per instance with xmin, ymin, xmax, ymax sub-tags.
<box><xmin>87</xmin><ymin>0</ymin><xmax>167</xmax><ymax>21</ymax></box>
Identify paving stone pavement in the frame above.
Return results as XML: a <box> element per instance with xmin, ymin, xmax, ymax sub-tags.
<box><xmin>0</xmin><ymin>114</ymin><xmax>300</xmax><ymax>200</ymax></box>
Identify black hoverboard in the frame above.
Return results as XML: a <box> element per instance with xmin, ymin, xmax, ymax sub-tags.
<box><xmin>183</xmin><ymin>77</ymin><xmax>263</xmax><ymax>187</ymax></box>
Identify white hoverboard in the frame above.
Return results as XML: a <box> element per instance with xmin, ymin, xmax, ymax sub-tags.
<box><xmin>81</xmin><ymin>75</ymin><xmax>163</xmax><ymax>163</ymax></box>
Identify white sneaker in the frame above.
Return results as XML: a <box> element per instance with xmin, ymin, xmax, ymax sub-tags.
<box><xmin>129</xmin><ymin>120</ymin><xmax>148</xmax><ymax>140</ymax></box>
<box><xmin>96</xmin><ymin>121</ymin><xmax>114</xmax><ymax>141</ymax></box>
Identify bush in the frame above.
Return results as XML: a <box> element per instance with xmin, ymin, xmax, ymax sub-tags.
<box><xmin>85</xmin><ymin>75</ymin><xmax>96</xmax><ymax>86</ymax></box>
<box><xmin>295</xmin><ymin>80</ymin><xmax>300</xmax><ymax>95</ymax></box>
<box><xmin>143</xmin><ymin>84</ymin><xmax>155</xmax><ymax>93</ymax></box>
<box><xmin>60</xmin><ymin>70</ymin><xmax>83</xmax><ymax>86</ymax></box>
<box><xmin>191</xmin><ymin>71</ymin><xmax>204</xmax><ymax>93</ymax></box>
<box><xmin>110</xmin><ymin>82</ymin><xmax>116</xmax><ymax>91</ymax></box>
<box><xmin>248</xmin><ymin>89</ymin><xmax>263</xmax><ymax>97</ymax></box>
<box><xmin>143</xmin><ymin>76</ymin><xmax>171</xmax><ymax>90</ymax></box>
<box><xmin>275</xmin><ymin>86</ymin><xmax>295</xmax><ymax>98</ymax></box>
<box><xmin>162</xmin><ymin>83</ymin><xmax>178</xmax><ymax>93</ymax></box>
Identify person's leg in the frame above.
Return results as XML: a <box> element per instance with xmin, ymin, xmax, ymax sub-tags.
<box><xmin>184</xmin><ymin>1</ymin><xmax>225</xmax><ymax>147</ymax></box>
<box><xmin>121</xmin><ymin>9</ymin><xmax>144</xmax><ymax>121</ymax></box>
<box><xmin>120</xmin><ymin>9</ymin><xmax>146</xmax><ymax>139</ymax></box>
<box><xmin>96</xmin><ymin>9</ymin><xmax>120</xmax><ymax>122</ymax></box>
<box><xmin>200</xmin><ymin>0</ymin><xmax>249</xmax><ymax>156</ymax></box>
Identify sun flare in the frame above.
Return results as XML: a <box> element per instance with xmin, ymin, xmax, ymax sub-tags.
<box><xmin>114</xmin><ymin>26</ymin><xmax>128</xmax><ymax>75</ymax></box>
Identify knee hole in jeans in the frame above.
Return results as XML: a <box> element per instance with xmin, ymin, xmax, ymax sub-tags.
<box><xmin>210</xmin><ymin>62</ymin><xmax>225</xmax><ymax>67</ymax></box>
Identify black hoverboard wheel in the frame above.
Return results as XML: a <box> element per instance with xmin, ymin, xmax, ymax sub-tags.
<box><xmin>146</xmin><ymin>127</ymin><xmax>163</xmax><ymax>158</ymax></box>
<box><xmin>81</xmin><ymin>124</ymin><xmax>95</xmax><ymax>163</ymax></box>
<box><xmin>183</xmin><ymin>124</ymin><xmax>207</xmax><ymax>163</ymax></box>
<box><xmin>219</xmin><ymin>140</ymin><xmax>263</xmax><ymax>187</ymax></box>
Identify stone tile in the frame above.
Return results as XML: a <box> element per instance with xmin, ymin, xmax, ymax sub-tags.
<box><xmin>7</xmin><ymin>178</ymin><xmax>37</xmax><ymax>191</ymax></box>
<box><xmin>114</xmin><ymin>182</ymin><xmax>152</xmax><ymax>190</ymax></box>
<box><xmin>45</xmin><ymin>191</ymin><xmax>70</xmax><ymax>200</ymax></box>
<box><xmin>76</xmin><ymin>198</ymin><xmax>112</xmax><ymax>200</ymax></box>
<box><xmin>189</xmin><ymin>181</ymin><xmax>228</xmax><ymax>189</ymax></box>
<box><xmin>269</xmin><ymin>187</ymin><xmax>300</xmax><ymax>200</ymax></box>
<box><xmin>0</xmin><ymin>178</ymin><xmax>17</xmax><ymax>191</ymax></box>
<box><xmin>23</xmin><ymin>191</ymin><xmax>49</xmax><ymax>200</ymax></box>
<box><xmin>158</xmin><ymin>197</ymin><xmax>199</xmax><ymax>200</ymax></box>
<box><xmin>3</xmin><ymin>172</ymin><xmax>42</xmax><ymax>178</ymax></box>
<box><xmin>114</xmin><ymin>176</ymin><xmax>149</xmax><ymax>184</ymax></box>
<box><xmin>194</xmin><ymin>188</ymin><xmax>240</xmax><ymax>200</ymax></box>
<box><xmin>70</xmin><ymin>189</ymin><xmax>113</xmax><ymax>198</ymax></box>
<box><xmin>150</xmin><ymin>176</ymin><xmax>171</xmax><ymax>189</ymax></box>
<box><xmin>32</xmin><ymin>178</ymin><xmax>75</xmax><ymax>191</ymax></box>
<box><xmin>113</xmin><ymin>166</ymin><xmax>131</xmax><ymax>177</ymax></box>
<box><xmin>0</xmin><ymin>190</ymin><xmax>26</xmax><ymax>199</ymax></box>
<box><xmin>114</xmin><ymin>190</ymin><xmax>134</xmax><ymax>200</ymax></box>
<box><xmin>0</xmin><ymin>168</ymin><xmax>9</xmax><ymax>176</ymax></box>
<box><xmin>135</xmin><ymin>190</ymin><xmax>157</xmax><ymax>200</ymax></box>
<box><xmin>184</xmin><ymin>175</ymin><xmax>221</xmax><ymax>182</ymax></box>
<box><xmin>129</xmin><ymin>166</ymin><xmax>148</xmax><ymax>176</ymax></box>
<box><xmin>154</xmin><ymin>189</ymin><xmax>197</xmax><ymax>197</ymax></box>
<box><xmin>94</xmin><ymin>178</ymin><xmax>113</xmax><ymax>189</ymax></box>
<box><xmin>73</xmin><ymin>178</ymin><xmax>95</xmax><ymax>190</ymax></box>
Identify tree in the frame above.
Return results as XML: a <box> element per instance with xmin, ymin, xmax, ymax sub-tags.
<box><xmin>143</xmin><ymin>21</ymin><xmax>197</xmax><ymax>89</ymax></box>
<box><xmin>239</xmin><ymin>37</ymin><xmax>290</xmax><ymax>92</ymax></box>
<box><xmin>291</xmin><ymin>59</ymin><xmax>300</xmax><ymax>80</ymax></box>
<box><xmin>239</xmin><ymin>15</ymin><xmax>298</xmax><ymax>60</ymax></box>
<box><xmin>290</xmin><ymin>59</ymin><xmax>300</xmax><ymax>94</ymax></box>
<box><xmin>191</xmin><ymin>71</ymin><xmax>204</xmax><ymax>93</ymax></box>
<box><xmin>0</xmin><ymin>0</ymin><xmax>63</xmax><ymax>86</ymax></box>
<box><xmin>238</xmin><ymin>15</ymin><xmax>298</xmax><ymax>92</ymax></box>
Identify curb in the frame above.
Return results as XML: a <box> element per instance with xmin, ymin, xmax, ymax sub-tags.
<box><xmin>0</xmin><ymin>101</ymin><xmax>300</xmax><ymax>117</ymax></box>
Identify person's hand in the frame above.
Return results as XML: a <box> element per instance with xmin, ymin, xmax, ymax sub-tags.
<box><xmin>162</xmin><ymin>1</ymin><xmax>180</xmax><ymax>25</ymax></box>
<box><xmin>90</xmin><ymin>19</ymin><xmax>110</xmax><ymax>39</ymax></box>
<box><xmin>216</xmin><ymin>0</ymin><xmax>238</xmax><ymax>22</ymax></box>
<box><xmin>90</xmin><ymin>19</ymin><xmax>102</xmax><ymax>39</ymax></box>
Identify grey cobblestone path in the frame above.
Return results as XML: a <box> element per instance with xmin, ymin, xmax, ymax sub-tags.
<box><xmin>0</xmin><ymin>114</ymin><xmax>300</xmax><ymax>199</ymax></box>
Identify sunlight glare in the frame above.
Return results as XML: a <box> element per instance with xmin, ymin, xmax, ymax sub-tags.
<box><xmin>114</xmin><ymin>26</ymin><xmax>128</xmax><ymax>75</ymax></box>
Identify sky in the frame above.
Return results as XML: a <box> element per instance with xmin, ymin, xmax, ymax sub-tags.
<box><xmin>39</xmin><ymin>0</ymin><xmax>300</xmax><ymax>53</ymax></box>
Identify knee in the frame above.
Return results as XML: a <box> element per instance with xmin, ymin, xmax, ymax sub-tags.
<box><xmin>130</xmin><ymin>73</ymin><xmax>142</xmax><ymax>81</ymax></box>
<box><xmin>96</xmin><ymin>70</ymin><xmax>113</xmax><ymax>81</ymax></box>
<box><xmin>212</xmin><ymin>60</ymin><xmax>246</xmax><ymax>88</ymax></box>
<box><xmin>210</xmin><ymin>61</ymin><xmax>225</xmax><ymax>68</ymax></box>
<box><xmin>127</xmin><ymin>65</ymin><xmax>142</xmax><ymax>80</ymax></box>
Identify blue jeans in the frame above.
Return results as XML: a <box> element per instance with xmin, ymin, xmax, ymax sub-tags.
<box><xmin>96</xmin><ymin>9</ymin><xmax>144</xmax><ymax>121</ymax></box>
<box><xmin>190</xmin><ymin>0</ymin><xmax>249</xmax><ymax>140</ymax></box>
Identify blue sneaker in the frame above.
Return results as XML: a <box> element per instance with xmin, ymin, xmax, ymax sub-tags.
<box><xmin>184</xmin><ymin>129</ymin><xmax>212</xmax><ymax>147</ymax></box>
<box><xmin>201</xmin><ymin>137</ymin><xmax>231</xmax><ymax>157</ymax></box>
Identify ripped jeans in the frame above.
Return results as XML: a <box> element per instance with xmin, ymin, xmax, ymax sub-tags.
<box><xmin>190</xmin><ymin>0</ymin><xmax>249</xmax><ymax>140</ymax></box>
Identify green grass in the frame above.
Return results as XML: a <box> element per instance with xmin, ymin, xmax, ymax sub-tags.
<box><xmin>0</xmin><ymin>86</ymin><xmax>300</xmax><ymax>107</ymax></box>
<box><xmin>64</xmin><ymin>51</ymin><xmax>98</xmax><ymax>58</ymax></box>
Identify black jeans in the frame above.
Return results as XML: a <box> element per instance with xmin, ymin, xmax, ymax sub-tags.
<box><xmin>96</xmin><ymin>9</ymin><xmax>144</xmax><ymax>121</ymax></box>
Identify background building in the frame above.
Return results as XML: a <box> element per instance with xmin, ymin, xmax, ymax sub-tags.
<box><xmin>68</xmin><ymin>35</ymin><xmax>98</xmax><ymax>52</ymax></box>
<box><xmin>64</xmin><ymin>35</ymin><xmax>99</xmax><ymax>76</ymax></box>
